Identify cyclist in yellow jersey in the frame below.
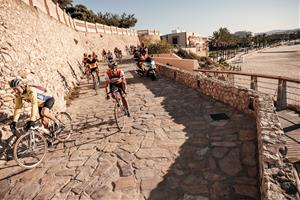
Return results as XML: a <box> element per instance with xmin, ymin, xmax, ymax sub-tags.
<box><xmin>9</xmin><ymin>79</ymin><xmax>59</xmax><ymax>131</ymax></box>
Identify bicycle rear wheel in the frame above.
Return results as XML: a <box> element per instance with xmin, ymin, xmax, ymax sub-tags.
<box><xmin>55</xmin><ymin>112</ymin><xmax>73</xmax><ymax>142</ymax></box>
<box><xmin>13</xmin><ymin>130</ymin><xmax>47</xmax><ymax>169</ymax></box>
<box><xmin>114</xmin><ymin>98</ymin><xmax>126</xmax><ymax>131</ymax></box>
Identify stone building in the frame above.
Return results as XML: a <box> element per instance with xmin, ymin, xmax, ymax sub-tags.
<box><xmin>161</xmin><ymin>30</ymin><xmax>208</xmax><ymax>57</ymax></box>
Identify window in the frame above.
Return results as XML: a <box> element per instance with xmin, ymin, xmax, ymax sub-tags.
<box><xmin>172</xmin><ymin>37</ymin><xmax>178</xmax><ymax>45</ymax></box>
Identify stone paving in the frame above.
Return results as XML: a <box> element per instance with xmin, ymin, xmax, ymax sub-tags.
<box><xmin>0</xmin><ymin>63</ymin><xmax>259</xmax><ymax>200</ymax></box>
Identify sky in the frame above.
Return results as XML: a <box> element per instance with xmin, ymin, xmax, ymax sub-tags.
<box><xmin>72</xmin><ymin>0</ymin><xmax>300</xmax><ymax>37</ymax></box>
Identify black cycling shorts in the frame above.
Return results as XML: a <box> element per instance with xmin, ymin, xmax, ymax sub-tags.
<box><xmin>38</xmin><ymin>97</ymin><xmax>55</xmax><ymax>116</ymax></box>
<box><xmin>90</xmin><ymin>67</ymin><xmax>97</xmax><ymax>74</ymax></box>
<box><xmin>110</xmin><ymin>83</ymin><xmax>124</xmax><ymax>94</ymax></box>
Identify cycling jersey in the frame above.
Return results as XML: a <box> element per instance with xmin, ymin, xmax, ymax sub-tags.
<box><xmin>13</xmin><ymin>86</ymin><xmax>53</xmax><ymax>122</ymax></box>
<box><xmin>88</xmin><ymin>58</ymin><xmax>98</xmax><ymax>69</ymax></box>
<box><xmin>105</xmin><ymin>69</ymin><xmax>125</xmax><ymax>82</ymax></box>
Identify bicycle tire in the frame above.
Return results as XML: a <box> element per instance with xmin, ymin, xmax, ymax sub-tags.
<box><xmin>55</xmin><ymin>112</ymin><xmax>73</xmax><ymax>142</ymax></box>
<box><xmin>13</xmin><ymin>130</ymin><xmax>47</xmax><ymax>169</ymax></box>
<box><xmin>114</xmin><ymin>97</ymin><xmax>126</xmax><ymax>131</ymax></box>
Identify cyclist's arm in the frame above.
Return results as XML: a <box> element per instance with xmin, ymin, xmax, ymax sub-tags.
<box><xmin>105</xmin><ymin>73</ymin><xmax>110</xmax><ymax>94</ymax></box>
<box><xmin>12</xmin><ymin>96</ymin><xmax>23</xmax><ymax>122</ymax></box>
<box><xmin>28</xmin><ymin>89</ymin><xmax>39</xmax><ymax>121</ymax></box>
<box><xmin>120</xmin><ymin>71</ymin><xmax>127</xmax><ymax>92</ymax></box>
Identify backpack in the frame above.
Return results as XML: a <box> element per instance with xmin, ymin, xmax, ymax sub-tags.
<box><xmin>30</xmin><ymin>84</ymin><xmax>47</xmax><ymax>93</ymax></box>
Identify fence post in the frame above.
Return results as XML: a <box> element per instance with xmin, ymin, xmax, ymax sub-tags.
<box><xmin>85</xmin><ymin>21</ymin><xmax>88</xmax><ymax>32</ymax></box>
<box><xmin>68</xmin><ymin>16</ymin><xmax>73</xmax><ymax>29</ymax></box>
<box><xmin>250</xmin><ymin>76</ymin><xmax>258</xmax><ymax>90</ymax></box>
<box><xmin>62</xmin><ymin>11</ymin><xmax>68</xmax><ymax>26</ymax></box>
<box><xmin>28</xmin><ymin>0</ymin><xmax>33</xmax><ymax>6</ymax></box>
<box><xmin>55</xmin><ymin>3</ymin><xmax>61</xmax><ymax>22</ymax></box>
<box><xmin>44</xmin><ymin>0</ymin><xmax>50</xmax><ymax>15</ymax></box>
<box><xmin>72</xmin><ymin>18</ymin><xmax>77</xmax><ymax>31</ymax></box>
<box><xmin>95</xmin><ymin>23</ymin><xmax>98</xmax><ymax>33</ymax></box>
<box><xmin>103</xmin><ymin>25</ymin><xmax>106</xmax><ymax>34</ymax></box>
<box><xmin>276</xmin><ymin>79</ymin><xmax>287</xmax><ymax>110</ymax></box>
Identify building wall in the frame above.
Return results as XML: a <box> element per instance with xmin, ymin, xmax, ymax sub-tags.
<box><xmin>161</xmin><ymin>32</ymin><xmax>187</xmax><ymax>47</ymax></box>
<box><xmin>161</xmin><ymin>32</ymin><xmax>209</xmax><ymax>57</ymax></box>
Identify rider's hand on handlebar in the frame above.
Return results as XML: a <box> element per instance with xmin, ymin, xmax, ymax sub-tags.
<box><xmin>9</xmin><ymin>121</ymin><xmax>16</xmax><ymax>131</ymax></box>
<box><xmin>25</xmin><ymin>121</ymin><xmax>35</xmax><ymax>130</ymax></box>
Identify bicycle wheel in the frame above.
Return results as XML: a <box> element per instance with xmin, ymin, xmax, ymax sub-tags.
<box><xmin>13</xmin><ymin>130</ymin><xmax>47</xmax><ymax>169</ymax></box>
<box><xmin>55</xmin><ymin>112</ymin><xmax>73</xmax><ymax>142</ymax></box>
<box><xmin>114</xmin><ymin>97</ymin><xmax>126</xmax><ymax>131</ymax></box>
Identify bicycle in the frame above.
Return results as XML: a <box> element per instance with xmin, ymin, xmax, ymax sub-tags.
<box><xmin>108</xmin><ymin>85</ymin><xmax>128</xmax><ymax>131</ymax></box>
<box><xmin>90</xmin><ymin>68</ymin><xmax>101</xmax><ymax>94</ymax></box>
<box><xmin>9</xmin><ymin>112</ymin><xmax>72</xmax><ymax>169</ymax></box>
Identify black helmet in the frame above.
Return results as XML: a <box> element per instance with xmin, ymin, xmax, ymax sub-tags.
<box><xmin>9</xmin><ymin>79</ymin><xmax>23</xmax><ymax>88</ymax></box>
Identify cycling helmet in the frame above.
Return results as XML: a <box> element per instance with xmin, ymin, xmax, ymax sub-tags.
<box><xmin>108</xmin><ymin>56</ymin><xmax>113</xmax><ymax>62</ymax></box>
<box><xmin>9</xmin><ymin>79</ymin><xmax>23</xmax><ymax>88</ymax></box>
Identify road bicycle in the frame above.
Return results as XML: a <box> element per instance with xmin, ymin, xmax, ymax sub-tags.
<box><xmin>108</xmin><ymin>85</ymin><xmax>128</xmax><ymax>131</ymax></box>
<box><xmin>8</xmin><ymin>112</ymin><xmax>72</xmax><ymax>169</ymax></box>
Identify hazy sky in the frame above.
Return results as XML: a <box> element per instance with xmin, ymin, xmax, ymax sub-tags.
<box><xmin>72</xmin><ymin>0</ymin><xmax>300</xmax><ymax>36</ymax></box>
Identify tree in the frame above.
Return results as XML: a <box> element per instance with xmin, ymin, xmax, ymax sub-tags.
<box><xmin>52</xmin><ymin>0</ymin><xmax>73</xmax><ymax>9</ymax></box>
<box><xmin>209</xmin><ymin>27</ymin><xmax>238</xmax><ymax>59</ymax></box>
<box><xmin>66</xmin><ymin>5</ymin><xmax>138</xmax><ymax>28</ymax></box>
<box><xmin>96</xmin><ymin>12</ymin><xmax>137</xmax><ymax>28</ymax></box>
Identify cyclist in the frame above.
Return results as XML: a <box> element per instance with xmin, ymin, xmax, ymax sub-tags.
<box><xmin>102</xmin><ymin>49</ymin><xmax>107</xmax><ymax>62</ymax></box>
<box><xmin>107</xmin><ymin>50</ymin><xmax>113</xmax><ymax>63</ymax></box>
<box><xmin>9</xmin><ymin>79</ymin><xmax>59</xmax><ymax>132</ymax></box>
<box><xmin>82</xmin><ymin>53</ymin><xmax>88</xmax><ymax>74</ymax></box>
<box><xmin>136</xmin><ymin>48</ymin><xmax>148</xmax><ymax>71</ymax></box>
<box><xmin>105</xmin><ymin>62</ymin><xmax>130</xmax><ymax>117</ymax></box>
<box><xmin>87</xmin><ymin>52</ymin><xmax>101</xmax><ymax>87</ymax></box>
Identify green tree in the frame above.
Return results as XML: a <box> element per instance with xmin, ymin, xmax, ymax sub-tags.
<box><xmin>66</xmin><ymin>5</ymin><xmax>138</xmax><ymax>28</ymax></box>
<box><xmin>96</xmin><ymin>12</ymin><xmax>137</xmax><ymax>28</ymax></box>
<box><xmin>147</xmin><ymin>40</ymin><xmax>172</xmax><ymax>54</ymax></box>
<box><xmin>52</xmin><ymin>0</ymin><xmax>73</xmax><ymax>9</ymax></box>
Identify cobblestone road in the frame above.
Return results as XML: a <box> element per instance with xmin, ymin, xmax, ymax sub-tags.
<box><xmin>0</xmin><ymin>62</ymin><xmax>259</xmax><ymax>200</ymax></box>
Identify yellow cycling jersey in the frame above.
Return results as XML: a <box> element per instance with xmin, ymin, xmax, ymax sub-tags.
<box><xmin>13</xmin><ymin>86</ymin><xmax>52</xmax><ymax>122</ymax></box>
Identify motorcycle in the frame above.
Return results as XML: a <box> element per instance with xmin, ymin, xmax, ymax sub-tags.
<box><xmin>136</xmin><ymin>58</ymin><xmax>157</xmax><ymax>81</ymax></box>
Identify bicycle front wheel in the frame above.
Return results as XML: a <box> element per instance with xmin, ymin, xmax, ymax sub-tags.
<box><xmin>55</xmin><ymin>112</ymin><xmax>73</xmax><ymax>142</ymax></box>
<box><xmin>114</xmin><ymin>99</ymin><xmax>126</xmax><ymax>131</ymax></box>
<box><xmin>13</xmin><ymin>131</ymin><xmax>47</xmax><ymax>169</ymax></box>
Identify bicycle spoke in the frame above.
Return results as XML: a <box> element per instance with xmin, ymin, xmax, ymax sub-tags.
<box><xmin>55</xmin><ymin>112</ymin><xmax>73</xmax><ymax>142</ymax></box>
<box><xmin>14</xmin><ymin>131</ymin><xmax>47</xmax><ymax>169</ymax></box>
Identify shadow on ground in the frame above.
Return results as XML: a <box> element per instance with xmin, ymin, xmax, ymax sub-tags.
<box><xmin>127</xmin><ymin>70</ymin><xmax>259</xmax><ymax>200</ymax></box>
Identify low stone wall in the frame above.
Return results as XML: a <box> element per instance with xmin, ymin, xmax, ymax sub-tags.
<box><xmin>156</xmin><ymin>63</ymin><xmax>299</xmax><ymax>199</ymax></box>
<box><xmin>153</xmin><ymin>57</ymin><xmax>199</xmax><ymax>72</ymax></box>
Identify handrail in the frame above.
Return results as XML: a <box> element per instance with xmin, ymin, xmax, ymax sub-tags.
<box><xmin>194</xmin><ymin>69</ymin><xmax>300</xmax><ymax>84</ymax></box>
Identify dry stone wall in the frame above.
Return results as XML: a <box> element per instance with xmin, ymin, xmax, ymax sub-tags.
<box><xmin>156</xmin><ymin>63</ymin><xmax>299</xmax><ymax>200</ymax></box>
<box><xmin>0</xmin><ymin>0</ymin><xmax>139</xmax><ymax>139</ymax></box>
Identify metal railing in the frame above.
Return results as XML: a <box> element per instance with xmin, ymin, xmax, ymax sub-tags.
<box><xmin>195</xmin><ymin>69</ymin><xmax>300</xmax><ymax>111</ymax></box>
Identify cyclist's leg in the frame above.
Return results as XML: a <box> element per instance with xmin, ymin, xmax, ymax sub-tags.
<box><xmin>91</xmin><ymin>68</ymin><xmax>96</xmax><ymax>87</ymax></box>
<box><xmin>96</xmin><ymin>68</ymin><xmax>101</xmax><ymax>83</ymax></box>
<box><xmin>119</xmin><ymin>85</ymin><xmax>129</xmax><ymax>114</ymax></box>
<box><xmin>85</xmin><ymin>66</ymin><xmax>90</xmax><ymax>79</ymax></box>
<box><xmin>40</xmin><ymin>98</ymin><xmax>56</xmax><ymax>127</ymax></box>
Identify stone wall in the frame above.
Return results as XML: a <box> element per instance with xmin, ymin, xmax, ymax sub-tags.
<box><xmin>20</xmin><ymin>0</ymin><xmax>138</xmax><ymax>36</ymax></box>
<box><xmin>156</xmin><ymin>63</ymin><xmax>299</xmax><ymax>199</ymax></box>
<box><xmin>0</xmin><ymin>0</ymin><xmax>139</xmax><ymax>138</ymax></box>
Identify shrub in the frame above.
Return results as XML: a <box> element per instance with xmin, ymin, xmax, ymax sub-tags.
<box><xmin>147</xmin><ymin>40</ymin><xmax>172</xmax><ymax>54</ymax></box>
